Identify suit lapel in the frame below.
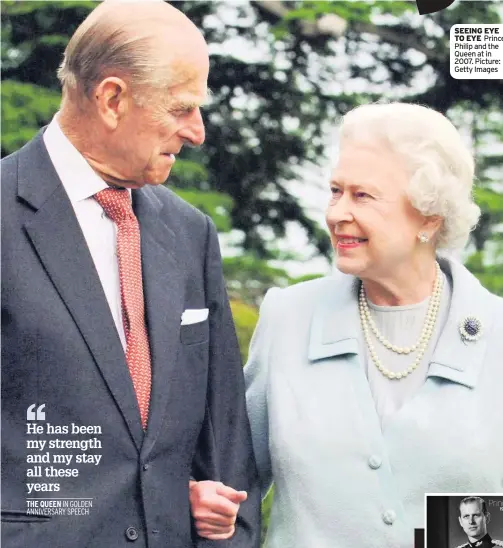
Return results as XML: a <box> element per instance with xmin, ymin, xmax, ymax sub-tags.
<box><xmin>133</xmin><ymin>188</ymin><xmax>185</xmax><ymax>456</ymax></box>
<box><xmin>19</xmin><ymin>133</ymin><xmax>144</xmax><ymax>451</ymax></box>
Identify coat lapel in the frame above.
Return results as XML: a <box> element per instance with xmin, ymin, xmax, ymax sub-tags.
<box><xmin>308</xmin><ymin>273</ymin><xmax>362</xmax><ymax>361</ymax></box>
<box><xmin>19</xmin><ymin>133</ymin><xmax>144</xmax><ymax>451</ymax></box>
<box><xmin>306</xmin><ymin>257</ymin><xmax>493</xmax><ymax>391</ymax></box>
<box><xmin>427</xmin><ymin>256</ymin><xmax>493</xmax><ymax>388</ymax></box>
<box><xmin>133</xmin><ymin>188</ymin><xmax>185</xmax><ymax>457</ymax></box>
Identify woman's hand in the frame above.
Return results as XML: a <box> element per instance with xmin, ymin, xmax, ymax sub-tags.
<box><xmin>189</xmin><ymin>480</ymin><xmax>248</xmax><ymax>540</ymax></box>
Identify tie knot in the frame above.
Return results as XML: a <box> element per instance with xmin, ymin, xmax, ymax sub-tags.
<box><xmin>94</xmin><ymin>188</ymin><xmax>134</xmax><ymax>223</ymax></box>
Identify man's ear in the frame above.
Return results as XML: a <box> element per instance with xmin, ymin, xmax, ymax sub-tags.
<box><xmin>485</xmin><ymin>512</ymin><xmax>491</xmax><ymax>524</ymax></box>
<box><xmin>94</xmin><ymin>77</ymin><xmax>131</xmax><ymax>130</ymax></box>
<box><xmin>458</xmin><ymin>516</ymin><xmax>463</xmax><ymax>529</ymax></box>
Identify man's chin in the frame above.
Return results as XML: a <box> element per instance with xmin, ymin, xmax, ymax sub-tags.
<box><xmin>143</xmin><ymin>167</ymin><xmax>173</xmax><ymax>187</ymax></box>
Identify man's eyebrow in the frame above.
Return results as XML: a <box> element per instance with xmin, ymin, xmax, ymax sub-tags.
<box><xmin>170</xmin><ymin>89</ymin><xmax>213</xmax><ymax>111</ymax></box>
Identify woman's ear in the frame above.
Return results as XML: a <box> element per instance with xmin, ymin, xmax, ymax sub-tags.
<box><xmin>421</xmin><ymin>215</ymin><xmax>444</xmax><ymax>243</ymax></box>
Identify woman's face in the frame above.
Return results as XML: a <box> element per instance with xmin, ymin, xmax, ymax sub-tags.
<box><xmin>325</xmin><ymin>139</ymin><xmax>427</xmax><ymax>281</ymax></box>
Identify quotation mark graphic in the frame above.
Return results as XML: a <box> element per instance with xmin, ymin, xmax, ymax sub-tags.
<box><xmin>26</xmin><ymin>404</ymin><xmax>46</xmax><ymax>421</ymax></box>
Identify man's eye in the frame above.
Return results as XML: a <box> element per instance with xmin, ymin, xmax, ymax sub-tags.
<box><xmin>355</xmin><ymin>191</ymin><xmax>371</xmax><ymax>199</ymax></box>
<box><xmin>171</xmin><ymin>107</ymin><xmax>193</xmax><ymax>116</ymax></box>
<box><xmin>330</xmin><ymin>187</ymin><xmax>341</xmax><ymax>196</ymax></box>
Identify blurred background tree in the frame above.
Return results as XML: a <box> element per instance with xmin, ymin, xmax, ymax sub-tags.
<box><xmin>2</xmin><ymin>0</ymin><xmax>502</xmax><ymax>542</ymax></box>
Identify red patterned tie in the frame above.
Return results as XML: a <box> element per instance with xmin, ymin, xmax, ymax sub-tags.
<box><xmin>94</xmin><ymin>188</ymin><xmax>151</xmax><ymax>430</ymax></box>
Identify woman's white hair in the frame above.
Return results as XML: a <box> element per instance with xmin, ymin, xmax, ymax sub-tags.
<box><xmin>339</xmin><ymin>102</ymin><xmax>480</xmax><ymax>250</ymax></box>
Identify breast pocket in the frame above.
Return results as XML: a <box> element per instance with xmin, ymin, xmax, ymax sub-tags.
<box><xmin>1</xmin><ymin>510</ymin><xmax>52</xmax><ymax>523</ymax></box>
<box><xmin>180</xmin><ymin>320</ymin><xmax>209</xmax><ymax>345</ymax></box>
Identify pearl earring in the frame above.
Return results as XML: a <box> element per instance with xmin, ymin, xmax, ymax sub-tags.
<box><xmin>418</xmin><ymin>232</ymin><xmax>429</xmax><ymax>244</ymax></box>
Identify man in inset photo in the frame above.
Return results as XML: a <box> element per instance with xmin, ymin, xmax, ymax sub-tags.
<box><xmin>456</xmin><ymin>496</ymin><xmax>503</xmax><ymax>548</ymax></box>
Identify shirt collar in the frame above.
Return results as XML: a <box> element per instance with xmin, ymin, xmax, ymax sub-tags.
<box><xmin>43</xmin><ymin>115</ymin><xmax>118</xmax><ymax>204</ymax></box>
<box><xmin>470</xmin><ymin>533</ymin><xmax>492</xmax><ymax>547</ymax></box>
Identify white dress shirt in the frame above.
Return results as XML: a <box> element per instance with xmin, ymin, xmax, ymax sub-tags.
<box><xmin>43</xmin><ymin>116</ymin><xmax>127</xmax><ymax>350</ymax></box>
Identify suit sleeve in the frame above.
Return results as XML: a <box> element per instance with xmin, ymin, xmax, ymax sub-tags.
<box><xmin>192</xmin><ymin>217</ymin><xmax>261</xmax><ymax>548</ymax></box>
<box><xmin>244</xmin><ymin>287</ymin><xmax>280</xmax><ymax>498</ymax></box>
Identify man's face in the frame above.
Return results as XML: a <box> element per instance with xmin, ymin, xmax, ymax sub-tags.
<box><xmin>459</xmin><ymin>502</ymin><xmax>488</xmax><ymax>541</ymax></box>
<box><xmin>103</xmin><ymin>48</ymin><xmax>209</xmax><ymax>188</ymax></box>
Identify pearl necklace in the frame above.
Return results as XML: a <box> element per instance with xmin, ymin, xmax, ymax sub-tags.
<box><xmin>359</xmin><ymin>262</ymin><xmax>443</xmax><ymax>380</ymax></box>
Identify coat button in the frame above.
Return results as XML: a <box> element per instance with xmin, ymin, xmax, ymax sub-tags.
<box><xmin>125</xmin><ymin>526</ymin><xmax>139</xmax><ymax>541</ymax></box>
<box><xmin>143</xmin><ymin>464</ymin><xmax>149</xmax><ymax>471</ymax></box>
<box><xmin>368</xmin><ymin>455</ymin><xmax>382</xmax><ymax>469</ymax></box>
<box><xmin>382</xmin><ymin>510</ymin><xmax>396</xmax><ymax>525</ymax></box>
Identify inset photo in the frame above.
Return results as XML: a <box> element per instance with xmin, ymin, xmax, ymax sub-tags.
<box><xmin>426</xmin><ymin>494</ymin><xmax>503</xmax><ymax>548</ymax></box>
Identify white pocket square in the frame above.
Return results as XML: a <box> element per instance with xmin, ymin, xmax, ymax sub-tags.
<box><xmin>181</xmin><ymin>308</ymin><xmax>209</xmax><ymax>325</ymax></box>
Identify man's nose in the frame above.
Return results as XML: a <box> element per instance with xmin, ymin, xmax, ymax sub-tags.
<box><xmin>180</xmin><ymin>108</ymin><xmax>205</xmax><ymax>147</ymax></box>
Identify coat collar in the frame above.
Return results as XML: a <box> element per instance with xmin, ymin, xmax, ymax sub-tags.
<box><xmin>307</xmin><ymin>256</ymin><xmax>494</xmax><ymax>389</ymax></box>
<box><xmin>308</xmin><ymin>272</ymin><xmax>360</xmax><ymax>360</ymax></box>
<box><xmin>428</xmin><ymin>256</ymin><xmax>492</xmax><ymax>388</ymax></box>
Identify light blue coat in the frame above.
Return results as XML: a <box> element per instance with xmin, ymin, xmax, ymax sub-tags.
<box><xmin>245</xmin><ymin>256</ymin><xmax>503</xmax><ymax>548</ymax></box>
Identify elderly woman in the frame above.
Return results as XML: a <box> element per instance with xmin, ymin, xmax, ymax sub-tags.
<box><xmin>189</xmin><ymin>103</ymin><xmax>503</xmax><ymax>547</ymax></box>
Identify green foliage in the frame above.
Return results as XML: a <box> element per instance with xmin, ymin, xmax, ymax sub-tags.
<box><xmin>5</xmin><ymin>0</ymin><xmax>501</xmax><ymax>298</ymax></box>
<box><xmin>284</xmin><ymin>0</ymin><xmax>414</xmax><ymax>24</ymax></box>
<box><xmin>229</xmin><ymin>297</ymin><xmax>274</xmax><ymax>543</ymax></box>
<box><xmin>170</xmin><ymin>160</ymin><xmax>209</xmax><ymax>187</ymax></box>
<box><xmin>474</xmin><ymin>187</ymin><xmax>503</xmax><ymax>217</ymax></box>
<box><xmin>465</xmin><ymin>252</ymin><xmax>503</xmax><ymax>296</ymax></box>
<box><xmin>261</xmin><ymin>486</ymin><xmax>275</xmax><ymax>545</ymax></box>
<box><xmin>1</xmin><ymin>80</ymin><xmax>60</xmax><ymax>156</ymax></box>
<box><xmin>290</xmin><ymin>273</ymin><xmax>325</xmax><ymax>285</ymax></box>
<box><xmin>265</xmin><ymin>0</ymin><xmax>503</xmax><ymax>296</ymax></box>
<box><xmin>2</xmin><ymin>0</ymin><xmax>502</xmax><ymax>295</ymax></box>
<box><xmin>171</xmin><ymin>187</ymin><xmax>234</xmax><ymax>233</ymax></box>
<box><xmin>223</xmin><ymin>256</ymin><xmax>291</xmax><ymax>307</ymax></box>
<box><xmin>229</xmin><ymin>299</ymin><xmax>259</xmax><ymax>364</ymax></box>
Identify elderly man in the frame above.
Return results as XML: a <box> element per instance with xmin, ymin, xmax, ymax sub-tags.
<box><xmin>456</xmin><ymin>497</ymin><xmax>503</xmax><ymax>548</ymax></box>
<box><xmin>1</xmin><ymin>2</ymin><xmax>260</xmax><ymax>547</ymax></box>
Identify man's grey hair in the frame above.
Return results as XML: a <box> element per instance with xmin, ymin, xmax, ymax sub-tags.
<box><xmin>339</xmin><ymin>102</ymin><xmax>481</xmax><ymax>251</ymax></box>
<box><xmin>57</xmin><ymin>5</ymin><xmax>174</xmax><ymax>105</ymax></box>
<box><xmin>459</xmin><ymin>496</ymin><xmax>488</xmax><ymax>515</ymax></box>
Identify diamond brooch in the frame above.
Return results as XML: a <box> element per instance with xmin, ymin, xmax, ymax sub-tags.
<box><xmin>459</xmin><ymin>316</ymin><xmax>483</xmax><ymax>342</ymax></box>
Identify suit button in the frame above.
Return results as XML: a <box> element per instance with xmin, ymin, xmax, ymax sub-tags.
<box><xmin>125</xmin><ymin>526</ymin><xmax>139</xmax><ymax>541</ymax></box>
<box><xmin>382</xmin><ymin>510</ymin><xmax>396</xmax><ymax>525</ymax></box>
<box><xmin>368</xmin><ymin>455</ymin><xmax>382</xmax><ymax>469</ymax></box>
<box><xmin>143</xmin><ymin>464</ymin><xmax>149</xmax><ymax>471</ymax></box>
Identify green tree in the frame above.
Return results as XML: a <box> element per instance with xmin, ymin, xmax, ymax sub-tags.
<box><xmin>3</xmin><ymin>2</ymin><xmax>502</xmax><ymax>544</ymax></box>
<box><xmin>256</xmin><ymin>0</ymin><xmax>503</xmax><ymax>294</ymax></box>
<box><xmin>3</xmin><ymin>1</ymin><xmax>501</xmax><ymax>297</ymax></box>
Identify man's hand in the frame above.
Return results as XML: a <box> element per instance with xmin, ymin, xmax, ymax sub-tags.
<box><xmin>189</xmin><ymin>480</ymin><xmax>248</xmax><ymax>540</ymax></box>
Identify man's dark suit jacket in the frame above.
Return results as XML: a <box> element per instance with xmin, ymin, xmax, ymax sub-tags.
<box><xmin>1</xmin><ymin>131</ymin><xmax>261</xmax><ymax>547</ymax></box>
